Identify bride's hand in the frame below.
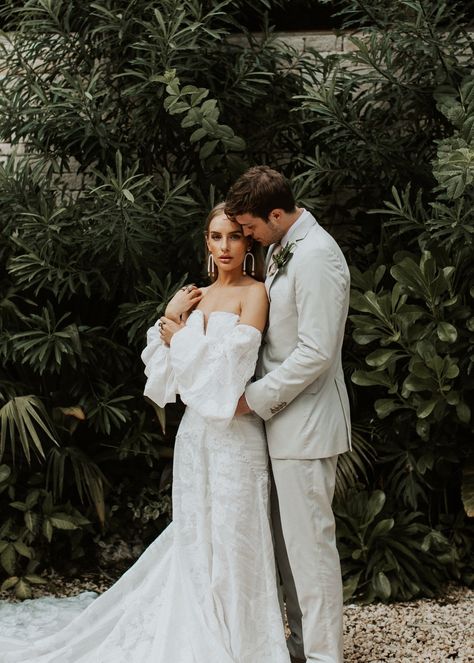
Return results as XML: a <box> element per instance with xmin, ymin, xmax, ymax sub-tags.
<box><xmin>159</xmin><ymin>316</ymin><xmax>184</xmax><ymax>346</ymax></box>
<box><xmin>165</xmin><ymin>285</ymin><xmax>202</xmax><ymax>322</ymax></box>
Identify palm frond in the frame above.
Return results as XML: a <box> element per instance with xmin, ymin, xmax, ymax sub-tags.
<box><xmin>0</xmin><ymin>396</ymin><xmax>59</xmax><ymax>464</ymax></box>
<box><xmin>335</xmin><ymin>423</ymin><xmax>377</xmax><ymax>500</ymax></box>
<box><xmin>46</xmin><ymin>446</ymin><xmax>108</xmax><ymax>525</ymax></box>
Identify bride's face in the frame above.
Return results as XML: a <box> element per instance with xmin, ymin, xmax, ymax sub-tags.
<box><xmin>206</xmin><ymin>212</ymin><xmax>250</xmax><ymax>274</ymax></box>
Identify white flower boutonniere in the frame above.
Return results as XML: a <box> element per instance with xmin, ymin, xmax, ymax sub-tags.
<box><xmin>268</xmin><ymin>242</ymin><xmax>296</xmax><ymax>277</ymax></box>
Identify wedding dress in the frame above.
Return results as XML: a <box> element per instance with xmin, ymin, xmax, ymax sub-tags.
<box><xmin>0</xmin><ymin>310</ymin><xmax>290</xmax><ymax>663</ymax></box>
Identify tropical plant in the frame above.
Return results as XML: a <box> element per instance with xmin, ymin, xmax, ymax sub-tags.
<box><xmin>349</xmin><ymin>75</ymin><xmax>473</xmax><ymax>528</ymax></box>
<box><xmin>335</xmin><ymin>487</ymin><xmax>453</xmax><ymax>602</ymax></box>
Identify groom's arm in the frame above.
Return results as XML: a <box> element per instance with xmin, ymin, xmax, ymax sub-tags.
<box><xmin>244</xmin><ymin>245</ymin><xmax>349</xmax><ymax>420</ymax></box>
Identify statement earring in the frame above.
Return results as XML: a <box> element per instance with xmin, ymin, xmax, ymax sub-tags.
<box><xmin>207</xmin><ymin>253</ymin><xmax>216</xmax><ymax>278</ymax></box>
<box><xmin>243</xmin><ymin>251</ymin><xmax>255</xmax><ymax>276</ymax></box>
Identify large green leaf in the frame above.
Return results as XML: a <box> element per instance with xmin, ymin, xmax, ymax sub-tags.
<box><xmin>373</xmin><ymin>571</ymin><xmax>392</xmax><ymax>600</ymax></box>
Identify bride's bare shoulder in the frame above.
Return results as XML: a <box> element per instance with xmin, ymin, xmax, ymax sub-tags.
<box><xmin>239</xmin><ymin>281</ymin><xmax>268</xmax><ymax>331</ymax></box>
<box><xmin>245</xmin><ymin>280</ymin><xmax>267</xmax><ymax>302</ymax></box>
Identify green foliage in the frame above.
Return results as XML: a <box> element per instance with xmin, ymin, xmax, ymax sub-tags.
<box><xmin>350</xmin><ymin>249</ymin><xmax>471</xmax><ymax>438</ymax></box>
<box><xmin>294</xmin><ymin>0</ymin><xmax>474</xmax><ymax>245</ymax></box>
<box><xmin>434</xmin><ymin>78</ymin><xmax>474</xmax><ymax>200</ymax></box>
<box><xmin>348</xmin><ymin>81</ymin><xmax>473</xmax><ymax>533</ymax></box>
<box><xmin>0</xmin><ymin>395</ymin><xmax>58</xmax><ymax>462</ymax></box>
<box><xmin>0</xmin><ymin>465</ymin><xmax>89</xmax><ymax>598</ymax></box>
<box><xmin>462</xmin><ymin>458</ymin><xmax>474</xmax><ymax>518</ymax></box>
<box><xmin>334</xmin><ymin>422</ymin><xmax>376</xmax><ymax>501</ymax></box>
<box><xmin>336</xmin><ymin>488</ymin><xmax>453</xmax><ymax>602</ymax></box>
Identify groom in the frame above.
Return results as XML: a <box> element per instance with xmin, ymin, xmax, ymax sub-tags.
<box><xmin>225</xmin><ymin>166</ymin><xmax>351</xmax><ymax>663</ymax></box>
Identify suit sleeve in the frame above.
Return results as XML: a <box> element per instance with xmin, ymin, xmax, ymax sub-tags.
<box><xmin>245</xmin><ymin>246</ymin><xmax>349</xmax><ymax>420</ymax></box>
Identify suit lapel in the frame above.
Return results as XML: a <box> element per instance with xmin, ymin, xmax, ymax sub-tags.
<box><xmin>264</xmin><ymin>243</ymin><xmax>279</xmax><ymax>296</ymax></box>
<box><xmin>264</xmin><ymin>243</ymin><xmax>276</xmax><ymax>273</ymax></box>
<box><xmin>265</xmin><ymin>212</ymin><xmax>317</xmax><ymax>299</ymax></box>
<box><xmin>265</xmin><ymin>268</ymin><xmax>279</xmax><ymax>297</ymax></box>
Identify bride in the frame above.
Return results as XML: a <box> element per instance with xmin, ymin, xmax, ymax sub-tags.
<box><xmin>0</xmin><ymin>203</ymin><xmax>290</xmax><ymax>663</ymax></box>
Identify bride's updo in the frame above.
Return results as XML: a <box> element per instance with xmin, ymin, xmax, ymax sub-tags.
<box><xmin>204</xmin><ymin>202</ymin><xmax>265</xmax><ymax>282</ymax></box>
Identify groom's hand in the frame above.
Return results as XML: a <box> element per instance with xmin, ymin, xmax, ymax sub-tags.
<box><xmin>235</xmin><ymin>394</ymin><xmax>252</xmax><ymax>416</ymax></box>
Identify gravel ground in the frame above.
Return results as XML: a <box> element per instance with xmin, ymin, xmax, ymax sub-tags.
<box><xmin>344</xmin><ymin>585</ymin><xmax>473</xmax><ymax>662</ymax></box>
<box><xmin>1</xmin><ymin>575</ymin><xmax>472</xmax><ymax>662</ymax></box>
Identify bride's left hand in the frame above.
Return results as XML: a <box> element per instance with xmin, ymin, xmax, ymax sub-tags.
<box><xmin>159</xmin><ymin>316</ymin><xmax>184</xmax><ymax>345</ymax></box>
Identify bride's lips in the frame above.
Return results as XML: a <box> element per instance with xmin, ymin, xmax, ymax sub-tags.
<box><xmin>219</xmin><ymin>256</ymin><xmax>232</xmax><ymax>263</ymax></box>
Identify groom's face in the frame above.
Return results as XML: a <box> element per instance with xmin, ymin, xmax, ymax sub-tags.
<box><xmin>235</xmin><ymin>212</ymin><xmax>284</xmax><ymax>247</ymax></box>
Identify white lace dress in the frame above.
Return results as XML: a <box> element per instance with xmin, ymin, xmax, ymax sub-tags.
<box><xmin>0</xmin><ymin>310</ymin><xmax>290</xmax><ymax>663</ymax></box>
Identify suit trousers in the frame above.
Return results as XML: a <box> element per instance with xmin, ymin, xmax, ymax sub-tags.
<box><xmin>270</xmin><ymin>457</ymin><xmax>343</xmax><ymax>663</ymax></box>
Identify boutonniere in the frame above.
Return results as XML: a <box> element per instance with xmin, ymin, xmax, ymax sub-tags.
<box><xmin>268</xmin><ymin>242</ymin><xmax>296</xmax><ymax>277</ymax></box>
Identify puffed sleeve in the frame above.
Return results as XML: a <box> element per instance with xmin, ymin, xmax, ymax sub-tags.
<box><xmin>141</xmin><ymin>321</ymin><xmax>178</xmax><ymax>407</ymax></box>
<box><xmin>169</xmin><ymin>313</ymin><xmax>261</xmax><ymax>427</ymax></box>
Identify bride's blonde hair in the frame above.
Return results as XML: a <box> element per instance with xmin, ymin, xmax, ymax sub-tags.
<box><xmin>204</xmin><ymin>202</ymin><xmax>264</xmax><ymax>282</ymax></box>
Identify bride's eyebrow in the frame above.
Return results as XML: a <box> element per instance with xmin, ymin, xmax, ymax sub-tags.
<box><xmin>210</xmin><ymin>230</ymin><xmax>243</xmax><ymax>236</ymax></box>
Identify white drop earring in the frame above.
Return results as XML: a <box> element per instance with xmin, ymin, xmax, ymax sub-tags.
<box><xmin>243</xmin><ymin>251</ymin><xmax>255</xmax><ymax>276</ymax></box>
<box><xmin>207</xmin><ymin>253</ymin><xmax>216</xmax><ymax>278</ymax></box>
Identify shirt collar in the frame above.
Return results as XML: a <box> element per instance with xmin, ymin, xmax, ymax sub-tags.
<box><xmin>281</xmin><ymin>208</ymin><xmax>310</xmax><ymax>246</ymax></box>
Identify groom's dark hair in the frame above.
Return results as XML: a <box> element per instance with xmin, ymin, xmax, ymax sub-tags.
<box><xmin>224</xmin><ymin>165</ymin><xmax>295</xmax><ymax>221</ymax></box>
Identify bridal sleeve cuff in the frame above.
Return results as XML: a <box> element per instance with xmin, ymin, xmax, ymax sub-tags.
<box><xmin>141</xmin><ymin>322</ymin><xmax>178</xmax><ymax>407</ymax></box>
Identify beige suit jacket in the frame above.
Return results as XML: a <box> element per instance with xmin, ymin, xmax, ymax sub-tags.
<box><xmin>245</xmin><ymin>210</ymin><xmax>352</xmax><ymax>459</ymax></box>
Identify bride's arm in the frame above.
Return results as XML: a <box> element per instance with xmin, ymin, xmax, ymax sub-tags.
<box><xmin>234</xmin><ymin>282</ymin><xmax>268</xmax><ymax>416</ymax></box>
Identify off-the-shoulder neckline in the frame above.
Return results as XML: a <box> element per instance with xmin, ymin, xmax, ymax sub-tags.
<box><xmin>190</xmin><ymin>309</ymin><xmax>261</xmax><ymax>335</ymax></box>
<box><xmin>193</xmin><ymin>309</ymin><xmax>239</xmax><ymax>319</ymax></box>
